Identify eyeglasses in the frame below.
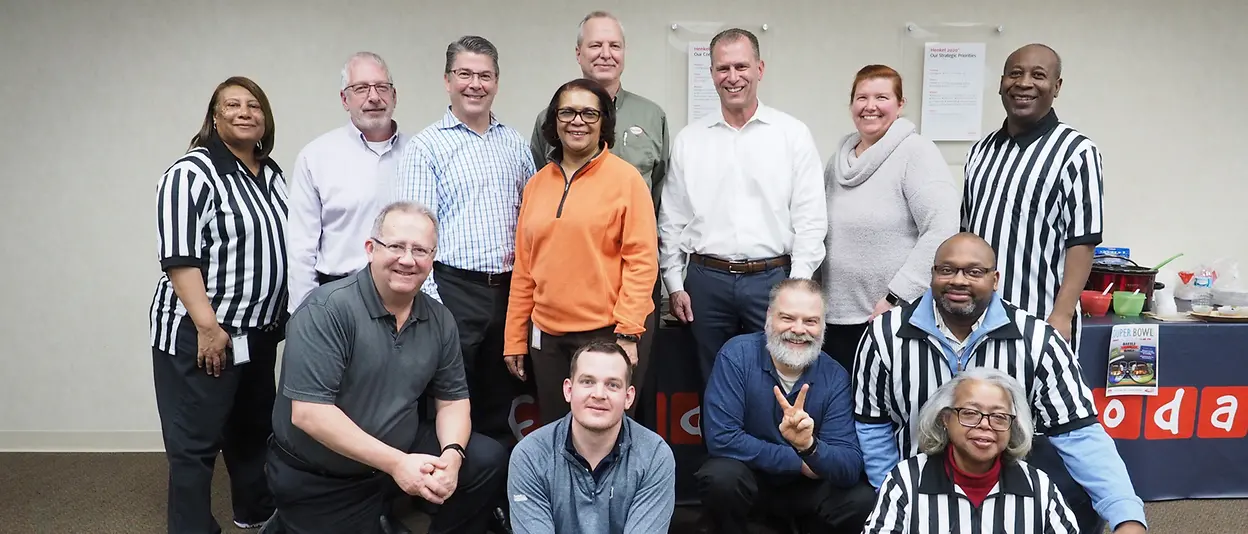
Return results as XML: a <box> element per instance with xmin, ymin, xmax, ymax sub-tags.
<box><xmin>449</xmin><ymin>69</ymin><xmax>495</xmax><ymax>83</ymax></box>
<box><xmin>346</xmin><ymin>83</ymin><xmax>394</xmax><ymax>97</ymax></box>
<box><xmin>371</xmin><ymin>238</ymin><xmax>434</xmax><ymax>260</ymax></box>
<box><xmin>556</xmin><ymin>107</ymin><xmax>602</xmax><ymax>124</ymax></box>
<box><xmin>947</xmin><ymin>407</ymin><xmax>1015</xmax><ymax>432</ymax></box>
<box><xmin>933</xmin><ymin>265</ymin><xmax>994</xmax><ymax>280</ymax></box>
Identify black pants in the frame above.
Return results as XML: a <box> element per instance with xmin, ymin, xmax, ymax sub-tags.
<box><xmin>821</xmin><ymin>322</ymin><xmax>869</xmax><ymax>376</ymax></box>
<box><xmin>695</xmin><ymin>457</ymin><xmax>877</xmax><ymax>534</ymax></box>
<box><xmin>684</xmin><ymin>262</ymin><xmax>790</xmax><ymax>387</ymax></box>
<box><xmin>529</xmin><ymin>325</ymin><xmax>618</xmax><ymax>427</ymax></box>
<box><xmin>265</xmin><ymin>426</ymin><xmax>508</xmax><ymax>534</ymax></box>
<box><xmin>632</xmin><ymin>278</ymin><xmax>663</xmax><ymax>417</ymax></box>
<box><xmin>434</xmin><ymin>263</ymin><xmax>520</xmax><ymax>441</ymax></box>
<box><xmin>151</xmin><ymin>319</ymin><xmax>280</xmax><ymax>534</ymax></box>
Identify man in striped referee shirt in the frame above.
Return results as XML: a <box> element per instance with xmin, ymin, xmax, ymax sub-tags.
<box><xmin>961</xmin><ymin>44</ymin><xmax>1103</xmax><ymax>347</ymax></box>
<box><xmin>853</xmin><ymin>234</ymin><xmax>1146</xmax><ymax>534</ymax></box>
<box><xmin>395</xmin><ymin>36</ymin><xmax>536</xmax><ymax>442</ymax></box>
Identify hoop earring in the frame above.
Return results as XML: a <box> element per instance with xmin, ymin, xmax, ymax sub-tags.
<box><xmin>256</xmin><ymin>140</ymin><xmax>263</xmax><ymax>150</ymax></box>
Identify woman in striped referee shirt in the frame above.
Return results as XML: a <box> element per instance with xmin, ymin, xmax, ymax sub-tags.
<box><xmin>864</xmin><ymin>367</ymin><xmax>1078</xmax><ymax>534</ymax></box>
<box><xmin>148</xmin><ymin>76</ymin><xmax>288</xmax><ymax>533</ymax></box>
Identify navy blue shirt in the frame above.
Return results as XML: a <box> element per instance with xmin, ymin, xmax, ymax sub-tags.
<box><xmin>702</xmin><ymin>332</ymin><xmax>863</xmax><ymax>487</ymax></box>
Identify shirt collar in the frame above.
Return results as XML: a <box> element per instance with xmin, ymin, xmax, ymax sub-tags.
<box><xmin>437</xmin><ymin>107</ymin><xmax>500</xmax><ymax>132</ymax></box>
<box><xmin>205</xmin><ymin>131</ymin><xmax>282</xmax><ymax>176</ymax></box>
<box><xmin>355</xmin><ymin>267</ymin><xmax>430</xmax><ymax>322</ymax></box>
<box><xmin>998</xmin><ymin>108</ymin><xmax>1060</xmax><ymax>149</ymax></box>
<box><xmin>710</xmin><ymin>99</ymin><xmax>773</xmax><ymax>129</ymax></box>
<box><xmin>916</xmin><ymin>450</ymin><xmax>1035</xmax><ymax>498</ymax></box>
<box><xmin>897</xmin><ymin>290</ymin><xmax>1020</xmax><ymax>341</ymax></box>
<box><xmin>347</xmin><ymin>120</ymin><xmax>400</xmax><ymax>147</ymax></box>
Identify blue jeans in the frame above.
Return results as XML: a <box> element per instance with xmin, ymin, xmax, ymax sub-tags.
<box><xmin>684</xmin><ymin>262</ymin><xmax>790</xmax><ymax>387</ymax></box>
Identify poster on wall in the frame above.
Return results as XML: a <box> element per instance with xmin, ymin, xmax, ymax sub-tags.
<box><xmin>687</xmin><ymin>41</ymin><xmax>717</xmax><ymax>125</ymax></box>
<box><xmin>1106</xmin><ymin>324</ymin><xmax>1161</xmax><ymax>396</ymax></box>
<box><xmin>920</xmin><ymin>42</ymin><xmax>987</xmax><ymax>141</ymax></box>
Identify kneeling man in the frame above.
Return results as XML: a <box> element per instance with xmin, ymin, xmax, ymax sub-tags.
<box><xmin>507</xmin><ymin>341</ymin><xmax>676</xmax><ymax>534</ymax></box>
<box><xmin>265</xmin><ymin>202</ymin><xmax>507</xmax><ymax>534</ymax></box>
<box><xmin>698</xmin><ymin>278</ymin><xmax>876</xmax><ymax>534</ymax></box>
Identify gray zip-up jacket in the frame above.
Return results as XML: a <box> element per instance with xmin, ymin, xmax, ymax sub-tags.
<box><xmin>507</xmin><ymin>413</ymin><xmax>676</xmax><ymax>534</ymax></box>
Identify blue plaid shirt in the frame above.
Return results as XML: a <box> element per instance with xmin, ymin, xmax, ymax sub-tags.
<box><xmin>395</xmin><ymin>108</ymin><xmax>536</xmax><ymax>301</ymax></box>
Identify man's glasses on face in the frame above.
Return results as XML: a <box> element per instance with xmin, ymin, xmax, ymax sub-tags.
<box><xmin>932</xmin><ymin>265</ymin><xmax>994</xmax><ymax>280</ymax></box>
<box><xmin>372</xmin><ymin>238</ymin><xmax>434</xmax><ymax>260</ymax></box>
<box><xmin>449</xmin><ymin>69</ymin><xmax>495</xmax><ymax>83</ymax></box>
<box><xmin>347</xmin><ymin>83</ymin><xmax>394</xmax><ymax>97</ymax></box>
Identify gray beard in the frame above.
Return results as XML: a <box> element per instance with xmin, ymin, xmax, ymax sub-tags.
<box><xmin>937</xmin><ymin>293</ymin><xmax>989</xmax><ymax>318</ymax></box>
<box><xmin>766</xmin><ymin>332</ymin><xmax>821</xmax><ymax>370</ymax></box>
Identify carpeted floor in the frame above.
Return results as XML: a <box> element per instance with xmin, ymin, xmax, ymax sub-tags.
<box><xmin>0</xmin><ymin>452</ymin><xmax>1241</xmax><ymax>533</ymax></box>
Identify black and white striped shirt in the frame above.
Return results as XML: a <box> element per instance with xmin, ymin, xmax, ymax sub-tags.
<box><xmin>149</xmin><ymin>137</ymin><xmax>289</xmax><ymax>354</ymax></box>
<box><xmin>865</xmin><ymin>452</ymin><xmax>1079</xmax><ymax>534</ymax></box>
<box><xmin>960</xmin><ymin>110</ymin><xmax>1104</xmax><ymax>320</ymax></box>
<box><xmin>853</xmin><ymin>295</ymin><xmax>1099</xmax><ymax>461</ymax></box>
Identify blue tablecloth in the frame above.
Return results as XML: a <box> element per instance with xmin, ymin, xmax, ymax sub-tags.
<box><xmin>639</xmin><ymin>315</ymin><xmax>1248</xmax><ymax>502</ymax></box>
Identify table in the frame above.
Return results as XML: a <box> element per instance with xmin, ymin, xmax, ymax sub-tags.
<box><xmin>635</xmin><ymin>316</ymin><xmax>1248</xmax><ymax>503</ymax></box>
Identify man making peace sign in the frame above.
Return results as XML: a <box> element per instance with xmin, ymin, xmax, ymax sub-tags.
<box><xmin>696</xmin><ymin>279</ymin><xmax>876</xmax><ymax>534</ymax></box>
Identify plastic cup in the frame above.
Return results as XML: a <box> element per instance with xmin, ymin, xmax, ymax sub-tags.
<box><xmin>1113</xmin><ymin>291</ymin><xmax>1146</xmax><ymax>317</ymax></box>
<box><xmin>1081</xmin><ymin>290</ymin><xmax>1113</xmax><ymax>317</ymax></box>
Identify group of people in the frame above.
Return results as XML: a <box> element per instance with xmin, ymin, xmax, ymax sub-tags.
<box><xmin>146</xmin><ymin>8</ymin><xmax>1148</xmax><ymax>534</ymax></box>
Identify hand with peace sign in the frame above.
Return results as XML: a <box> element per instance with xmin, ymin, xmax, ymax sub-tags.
<box><xmin>774</xmin><ymin>383</ymin><xmax>815</xmax><ymax>452</ymax></box>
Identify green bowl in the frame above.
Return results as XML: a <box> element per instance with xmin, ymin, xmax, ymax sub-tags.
<box><xmin>1112</xmin><ymin>291</ymin><xmax>1146</xmax><ymax>316</ymax></box>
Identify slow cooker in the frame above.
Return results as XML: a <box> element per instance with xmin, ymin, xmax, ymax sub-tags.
<box><xmin>1085</xmin><ymin>256</ymin><xmax>1162</xmax><ymax>312</ymax></box>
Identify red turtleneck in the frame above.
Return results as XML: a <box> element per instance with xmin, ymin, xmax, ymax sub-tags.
<box><xmin>947</xmin><ymin>446</ymin><xmax>1001</xmax><ymax>508</ymax></box>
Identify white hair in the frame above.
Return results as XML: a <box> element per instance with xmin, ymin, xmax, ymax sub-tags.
<box><xmin>914</xmin><ymin>367</ymin><xmax>1035</xmax><ymax>463</ymax></box>
<box><xmin>576</xmin><ymin>11</ymin><xmax>626</xmax><ymax>47</ymax></box>
<box><xmin>340</xmin><ymin>51</ymin><xmax>393</xmax><ymax>91</ymax></box>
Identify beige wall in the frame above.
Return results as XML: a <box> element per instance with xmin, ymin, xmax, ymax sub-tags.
<box><xmin>1</xmin><ymin>0</ymin><xmax>1244</xmax><ymax>450</ymax></box>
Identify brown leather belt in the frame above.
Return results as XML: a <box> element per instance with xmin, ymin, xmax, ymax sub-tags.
<box><xmin>690</xmin><ymin>253</ymin><xmax>790</xmax><ymax>274</ymax></box>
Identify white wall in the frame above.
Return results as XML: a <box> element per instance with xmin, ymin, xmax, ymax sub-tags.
<box><xmin>2</xmin><ymin>0</ymin><xmax>1244</xmax><ymax>450</ymax></box>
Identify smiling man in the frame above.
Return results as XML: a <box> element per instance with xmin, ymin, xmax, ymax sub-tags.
<box><xmin>961</xmin><ymin>44</ymin><xmax>1103</xmax><ymax>349</ymax></box>
<box><xmin>506</xmin><ymin>341</ymin><xmax>676</xmax><ymax>534</ymax></box>
<box><xmin>853</xmin><ymin>233</ymin><xmax>1147</xmax><ymax>534</ymax></box>
<box><xmin>658</xmin><ymin>28</ymin><xmax>826</xmax><ymax>388</ymax></box>
<box><xmin>395</xmin><ymin>35</ymin><xmax>535</xmax><ymax>443</ymax></box>
<box><xmin>697</xmin><ymin>278</ymin><xmax>874</xmax><ymax>534</ymax></box>
<box><xmin>288</xmin><ymin>52</ymin><xmax>408</xmax><ymax>312</ymax></box>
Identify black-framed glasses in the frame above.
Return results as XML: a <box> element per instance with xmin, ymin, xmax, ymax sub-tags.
<box><xmin>449</xmin><ymin>69</ymin><xmax>495</xmax><ymax>83</ymax></box>
<box><xmin>556</xmin><ymin>107</ymin><xmax>602</xmax><ymax>124</ymax></box>
<box><xmin>347</xmin><ymin>82</ymin><xmax>394</xmax><ymax>97</ymax></box>
<box><xmin>371</xmin><ymin>238</ymin><xmax>434</xmax><ymax>260</ymax></box>
<box><xmin>932</xmin><ymin>265</ymin><xmax>994</xmax><ymax>280</ymax></box>
<box><xmin>947</xmin><ymin>407</ymin><xmax>1015</xmax><ymax>431</ymax></box>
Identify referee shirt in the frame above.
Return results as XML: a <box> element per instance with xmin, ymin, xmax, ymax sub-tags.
<box><xmin>149</xmin><ymin>135</ymin><xmax>289</xmax><ymax>354</ymax></box>
<box><xmin>960</xmin><ymin>109</ymin><xmax>1104</xmax><ymax>320</ymax></box>
<box><xmin>395</xmin><ymin>108</ymin><xmax>535</xmax><ymax>301</ymax></box>
<box><xmin>864</xmin><ymin>453</ymin><xmax>1078</xmax><ymax>534</ymax></box>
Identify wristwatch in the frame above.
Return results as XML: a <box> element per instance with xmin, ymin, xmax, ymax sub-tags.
<box><xmin>441</xmin><ymin>443</ymin><xmax>466</xmax><ymax>461</ymax></box>
<box><xmin>796</xmin><ymin>441</ymin><xmax>818</xmax><ymax>458</ymax></box>
<box><xmin>615</xmin><ymin>332</ymin><xmax>640</xmax><ymax>343</ymax></box>
<box><xmin>885</xmin><ymin>292</ymin><xmax>903</xmax><ymax>306</ymax></box>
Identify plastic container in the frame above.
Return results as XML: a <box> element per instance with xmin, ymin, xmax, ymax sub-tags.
<box><xmin>1080</xmin><ymin>290</ymin><xmax>1113</xmax><ymax>317</ymax></box>
<box><xmin>1113</xmin><ymin>291</ymin><xmax>1147</xmax><ymax>317</ymax></box>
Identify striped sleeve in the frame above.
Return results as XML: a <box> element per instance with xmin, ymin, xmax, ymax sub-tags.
<box><xmin>854</xmin><ymin>318</ymin><xmax>893</xmax><ymax>423</ymax></box>
<box><xmin>959</xmin><ymin>153</ymin><xmax>972</xmax><ymax>232</ymax></box>
<box><xmin>155</xmin><ymin>160</ymin><xmax>213</xmax><ymax>270</ymax></box>
<box><xmin>1031</xmin><ymin>325</ymin><xmax>1099</xmax><ymax>433</ymax></box>
<box><xmin>1041</xmin><ymin>469</ymin><xmax>1080</xmax><ymax>534</ymax></box>
<box><xmin>1062</xmin><ymin>143</ymin><xmax>1104</xmax><ymax>247</ymax></box>
<box><xmin>397</xmin><ymin>137</ymin><xmax>443</xmax><ymax>302</ymax></box>
<box><xmin>864</xmin><ymin>459</ymin><xmax>912</xmax><ymax>534</ymax></box>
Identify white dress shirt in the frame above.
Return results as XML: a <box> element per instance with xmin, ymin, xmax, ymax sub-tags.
<box><xmin>658</xmin><ymin>101</ymin><xmax>827</xmax><ymax>292</ymax></box>
<box><xmin>286</xmin><ymin>122</ymin><xmax>407</xmax><ymax>312</ymax></box>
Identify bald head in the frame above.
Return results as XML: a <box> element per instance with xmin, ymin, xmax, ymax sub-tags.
<box><xmin>1005</xmin><ymin>43</ymin><xmax>1062</xmax><ymax>79</ymax></box>
<box><xmin>932</xmin><ymin>233</ymin><xmax>1000</xmax><ymax>320</ymax></box>
<box><xmin>936</xmin><ymin>233</ymin><xmax>996</xmax><ymax>265</ymax></box>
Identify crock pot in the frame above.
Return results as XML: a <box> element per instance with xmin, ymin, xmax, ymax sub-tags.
<box><xmin>1086</xmin><ymin>256</ymin><xmax>1162</xmax><ymax>312</ymax></box>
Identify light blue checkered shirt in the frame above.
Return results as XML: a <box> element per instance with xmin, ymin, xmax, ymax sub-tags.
<box><xmin>395</xmin><ymin>108</ymin><xmax>535</xmax><ymax>301</ymax></box>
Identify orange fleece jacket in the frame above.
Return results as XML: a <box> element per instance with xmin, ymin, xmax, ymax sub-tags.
<box><xmin>504</xmin><ymin>147</ymin><xmax>658</xmax><ymax>355</ymax></box>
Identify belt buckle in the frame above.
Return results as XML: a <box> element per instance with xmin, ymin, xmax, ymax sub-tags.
<box><xmin>486</xmin><ymin>272</ymin><xmax>500</xmax><ymax>287</ymax></box>
<box><xmin>727</xmin><ymin>262</ymin><xmax>748</xmax><ymax>274</ymax></box>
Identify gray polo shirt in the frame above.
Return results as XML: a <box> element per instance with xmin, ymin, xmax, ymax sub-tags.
<box><xmin>530</xmin><ymin>88</ymin><xmax>670</xmax><ymax>211</ymax></box>
<box><xmin>272</xmin><ymin>267</ymin><xmax>468</xmax><ymax>476</ymax></box>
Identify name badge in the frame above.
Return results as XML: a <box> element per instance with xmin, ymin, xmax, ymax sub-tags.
<box><xmin>231</xmin><ymin>333</ymin><xmax>250</xmax><ymax>365</ymax></box>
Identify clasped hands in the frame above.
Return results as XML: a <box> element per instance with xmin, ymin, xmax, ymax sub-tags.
<box><xmin>391</xmin><ymin>450</ymin><xmax>462</xmax><ymax>505</ymax></box>
<box><xmin>774</xmin><ymin>383</ymin><xmax>819</xmax><ymax>480</ymax></box>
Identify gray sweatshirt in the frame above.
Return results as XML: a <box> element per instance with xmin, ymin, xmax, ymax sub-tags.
<box><xmin>507</xmin><ymin>414</ymin><xmax>676</xmax><ymax>534</ymax></box>
<box><xmin>822</xmin><ymin>117</ymin><xmax>959</xmax><ymax>324</ymax></box>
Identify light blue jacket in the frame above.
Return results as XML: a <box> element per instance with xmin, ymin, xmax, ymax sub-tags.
<box><xmin>507</xmin><ymin>414</ymin><xmax>676</xmax><ymax>534</ymax></box>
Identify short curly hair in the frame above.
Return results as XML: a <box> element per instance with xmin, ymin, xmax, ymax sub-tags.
<box><xmin>540</xmin><ymin>78</ymin><xmax>616</xmax><ymax>158</ymax></box>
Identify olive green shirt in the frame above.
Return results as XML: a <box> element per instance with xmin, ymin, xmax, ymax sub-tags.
<box><xmin>530</xmin><ymin>88</ymin><xmax>670</xmax><ymax>211</ymax></box>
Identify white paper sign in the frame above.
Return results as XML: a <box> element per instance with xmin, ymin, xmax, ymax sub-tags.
<box><xmin>687</xmin><ymin>41</ymin><xmax>718</xmax><ymax>125</ymax></box>
<box><xmin>920</xmin><ymin>42</ymin><xmax>987</xmax><ymax>141</ymax></box>
<box><xmin>231</xmin><ymin>333</ymin><xmax>250</xmax><ymax>365</ymax></box>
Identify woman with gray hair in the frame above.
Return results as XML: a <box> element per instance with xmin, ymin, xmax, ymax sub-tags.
<box><xmin>863</xmin><ymin>367</ymin><xmax>1079</xmax><ymax>534</ymax></box>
